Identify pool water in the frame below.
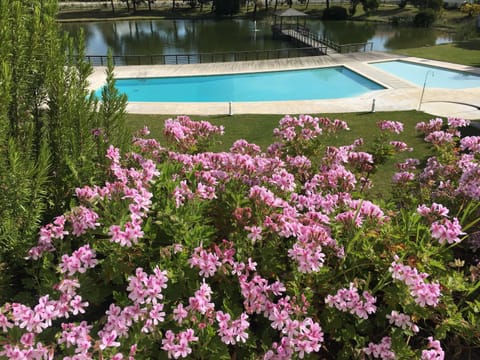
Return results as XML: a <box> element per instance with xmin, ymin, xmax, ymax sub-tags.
<box><xmin>106</xmin><ymin>66</ymin><xmax>384</xmax><ymax>102</ymax></box>
<box><xmin>371</xmin><ymin>60</ymin><xmax>480</xmax><ymax>89</ymax></box>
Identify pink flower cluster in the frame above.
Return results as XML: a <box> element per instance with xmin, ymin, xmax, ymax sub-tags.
<box><xmin>161</xmin><ymin>329</ymin><xmax>198</xmax><ymax>359</ymax></box>
<box><xmin>430</xmin><ymin>217</ymin><xmax>465</xmax><ymax>244</ymax></box>
<box><xmin>460</xmin><ymin>136</ymin><xmax>480</xmax><ymax>153</ymax></box>
<box><xmin>389</xmin><ymin>140</ymin><xmax>412</xmax><ymax>152</ymax></box>
<box><xmin>59</xmin><ymin>244</ymin><xmax>98</xmax><ymax>276</ymax></box>
<box><xmin>77</xmin><ymin>145</ymin><xmax>157</xmax><ymax>248</ymax></box>
<box><xmin>188</xmin><ymin>246</ymin><xmax>222</xmax><ymax>278</ymax></box>
<box><xmin>0</xmin><ymin>276</ymin><xmax>93</xmax><ymax>358</ymax></box>
<box><xmin>377</xmin><ymin>120</ymin><xmax>404</xmax><ymax>134</ymax></box>
<box><xmin>364</xmin><ymin>336</ymin><xmax>395</xmax><ymax>359</ymax></box>
<box><xmin>424</xmin><ymin>131</ymin><xmax>454</xmax><ymax>145</ymax></box>
<box><xmin>325</xmin><ymin>283</ymin><xmax>377</xmax><ymax>319</ymax></box>
<box><xmin>8</xmin><ymin>115</ymin><xmax>474</xmax><ymax>358</ymax></box>
<box><xmin>415</xmin><ymin>116</ymin><xmax>468</xmax><ymax>146</ymax></box>
<box><xmin>386</xmin><ymin>310</ymin><xmax>419</xmax><ymax>333</ymax></box>
<box><xmin>457</xmin><ymin>161</ymin><xmax>480</xmax><ymax>200</ymax></box>
<box><xmin>335</xmin><ymin>199</ymin><xmax>388</xmax><ymax>228</ymax></box>
<box><xmin>97</xmin><ymin>267</ymin><xmax>168</xmax><ymax>356</ymax></box>
<box><xmin>447</xmin><ymin>117</ymin><xmax>470</xmax><ymax>128</ymax></box>
<box><xmin>230</xmin><ymin>139</ymin><xmax>262</xmax><ymax>155</ymax></box>
<box><xmin>392</xmin><ymin>171</ymin><xmax>415</xmax><ymax>184</ymax></box>
<box><xmin>273</xmin><ymin>115</ymin><xmax>323</xmax><ymax>142</ymax></box>
<box><xmin>415</xmin><ymin>118</ymin><xmax>444</xmax><ymax>134</ymax></box>
<box><xmin>417</xmin><ymin>203</ymin><xmax>449</xmax><ymax>219</ymax></box>
<box><xmin>418</xmin><ymin>203</ymin><xmax>465</xmax><ymax>244</ymax></box>
<box><xmin>273</xmin><ymin>115</ymin><xmax>349</xmax><ymax>145</ymax></box>
<box><xmin>28</xmin><ymin>215</ymin><xmax>69</xmax><ymax>259</ymax></box>
<box><xmin>29</xmin><ymin>206</ymin><xmax>100</xmax><ymax>260</ymax></box>
<box><xmin>264</xmin><ymin>317</ymin><xmax>324</xmax><ymax>360</ymax></box>
<box><xmin>389</xmin><ymin>256</ymin><xmax>441</xmax><ymax>307</ymax></box>
<box><xmin>396</xmin><ymin>158</ymin><xmax>420</xmax><ymax>171</ymax></box>
<box><xmin>163</xmin><ymin>115</ymin><xmax>224</xmax><ymax>152</ymax></box>
<box><xmin>126</xmin><ymin>266</ymin><xmax>168</xmax><ymax>305</ymax></box>
<box><xmin>421</xmin><ymin>336</ymin><xmax>445</xmax><ymax>360</ymax></box>
<box><xmin>216</xmin><ymin>311</ymin><xmax>249</xmax><ymax>345</ymax></box>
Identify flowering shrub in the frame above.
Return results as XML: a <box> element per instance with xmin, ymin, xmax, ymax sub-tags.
<box><xmin>1</xmin><ymin>115</ymin><xmax>479</xmax><ymax>359</ymax></box>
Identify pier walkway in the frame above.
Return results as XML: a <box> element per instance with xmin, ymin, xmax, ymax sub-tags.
<box><xmin>272</xmin><ymin>24</ymin><xmax>373</xmax><ymax>55</ymax></box>
<box><xmin>279</xmin><ymin>27</ymin><xmax>336</xmax><ymax>54</ymax></box>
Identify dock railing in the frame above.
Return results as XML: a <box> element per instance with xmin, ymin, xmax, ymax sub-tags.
<box><xmin>274</xmin><ymin>24</ymin><xmax>373</xmax><ymax>54</ymax></box>
<box><xmin>83</xmin><ymin>46</ymin><xmax>328</xmax><ymax>66</ymax></box>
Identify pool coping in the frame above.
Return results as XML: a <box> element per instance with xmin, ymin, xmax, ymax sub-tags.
<box><xmin>88</xmin><ymin>52</ymin><xmax>480</xmax><ymax>120</ymax></box>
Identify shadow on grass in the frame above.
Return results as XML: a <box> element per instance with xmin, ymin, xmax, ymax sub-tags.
<box><xmin>453</xmin><ymin>39</ymin><xmax>480</xmax><ymax>51</ymax></box>
<box><xmin>58</xmin><ymin>8</ymin><xmax>212</xmax><ymax>20</ymax></box>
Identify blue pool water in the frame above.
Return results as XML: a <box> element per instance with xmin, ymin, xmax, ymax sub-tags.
<box><xmin>372</xmin><ymin>60</ymin><xmax>480</xmax><ymax>89</ymax></box>
<box><xmin>105</xmin><ymin>66</ymin><xmax>384</xmax><ymax>102</ymax></box>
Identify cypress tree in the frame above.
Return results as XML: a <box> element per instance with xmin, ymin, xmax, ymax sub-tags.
<box><xmin>0</xmin><ymin>0</ymin><xmax>129</xmax><ymax>302</ymax></box>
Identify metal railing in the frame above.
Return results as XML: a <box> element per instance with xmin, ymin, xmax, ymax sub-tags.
<box><xmin>83</xmin><ymin>46</ymin><xmax>328</xmax><ymax>66</ymax></box>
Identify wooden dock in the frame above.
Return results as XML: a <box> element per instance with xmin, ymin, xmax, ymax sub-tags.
<box><xmin>272</xmin><ymin>25</ymin><xmax>373</xmax><ymax>55</ymax></box>
<box><xmin>280</xmin><ymin>27</ymin><xmax>336</xmax><ymax>54</ymax></box>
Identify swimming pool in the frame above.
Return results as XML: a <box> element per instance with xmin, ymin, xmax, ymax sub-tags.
<box><xmin>105</xmin><ymin>66</ymin><xmax>384</xmax><ymax>102</ymax></box>
<box><xmin>371</xmin><ymin>60</ymin><xmax>480</xmax><ymax>89</ymax></box>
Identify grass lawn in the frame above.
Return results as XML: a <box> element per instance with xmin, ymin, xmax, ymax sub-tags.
<box><xmin>393</xmin><ymin>38</ymin><xmax>480</xmax><ymax>67</ymax></box>
<box><xmin>126</xmin><ymin>111</ymin><xmax>444</xmax><ymax>197</ymax></box>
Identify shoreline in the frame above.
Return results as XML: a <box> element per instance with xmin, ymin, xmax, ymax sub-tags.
<box><xmin>56</xmin><ymin>3</ymin><xmax>462</xmax><ymax>33</ymax></box>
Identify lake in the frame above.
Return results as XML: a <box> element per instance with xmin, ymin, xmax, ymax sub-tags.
<box><xmin>62</xmin><ymin>18</ymin><xmax>455</xmax><ymax>56</ymax></box>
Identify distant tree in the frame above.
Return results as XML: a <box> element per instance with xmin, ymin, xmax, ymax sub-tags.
<box><xmin>123</xmin><ymin>0</ymin><xmax>131</xmax><ymax>11</ymax></box>
<box><xmin>461</xmin><ymin>3</ymin><xmax>480</xmax><ymax>16</ymax></box>
<box><xmin>323</xmin><ymin>5</ymin><xmax>348</xmax><ymax>19</ymax></box>
<box><xmin>413</xmin><ymin>8</ymin><xmax>437</xmax><ymax>26</ymax></box>
<box><xmin>362</xmin><ymin>0</ymin><xmax>379</xmax><ymax>13</ymax></box>
<box><xmin>198</xmin><ymin>0</ymin><xmax>210</xmax><ymax>11</ymax></box>
<box><xmin>350</xmin><ymin>0</ymin><xmax>379</xmax><ymax>15</ymax></box>
<box><xmin>213</xmin><ymin>0</ymin><xmax>240</xmax><ymax>15</ymax></box>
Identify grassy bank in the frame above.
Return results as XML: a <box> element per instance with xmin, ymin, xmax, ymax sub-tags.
<box><xmin>394</xmin><ymin>39</ymin><xmax>480</xmax><ymax>67</ymax></box>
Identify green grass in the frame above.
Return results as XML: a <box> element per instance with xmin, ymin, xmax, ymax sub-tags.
<box><xmin>126</xmin><ymin>111</ymin><xmax>444</xmax><ymax>197</ymax></box>
<box><xmin>393</xmin><ymin>39</ymin><xmax>480</xmax><ymax>67</ymax></box>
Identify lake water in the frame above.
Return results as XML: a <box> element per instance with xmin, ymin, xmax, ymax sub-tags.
<box><xmin>62</xmin><ymin>19</ymin><xmax>454</xmax><ymax>56</ymax></box>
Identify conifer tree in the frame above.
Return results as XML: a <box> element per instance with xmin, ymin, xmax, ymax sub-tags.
<box><xmin>0</xmin><ymin>0</ymin><xmax>129</xmax><ymax>302</ymax></box>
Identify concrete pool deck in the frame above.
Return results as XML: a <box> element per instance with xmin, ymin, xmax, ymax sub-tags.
<box><xmin>88</xmin><ymin>52</ymin><xmax>480</xmax><ymax>120</ymax></box>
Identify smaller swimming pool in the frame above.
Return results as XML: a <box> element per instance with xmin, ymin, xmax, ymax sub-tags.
<box><xmin>371</xmin><ymin>60</ymin><xmax>480</xmax><ymax>89</ymax></box>
<box><xmin>103</xmin><ymin>66</ymin><xmax>384</xmax><ymax>103</ymax></box>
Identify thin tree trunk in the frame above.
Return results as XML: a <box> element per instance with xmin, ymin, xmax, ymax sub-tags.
<box><xmin>148</xmin><ymin>0</ymin><xmax>152</xmax><ymax>10</ymax></box>
<box><xmin>274</xmin><ymin>0</ymin><xmax>278</xmax><ymax>11</ymax></box>
<box><xmin>264</xmin><ymin>0</ymin><xmax>268</xmax><ymax>11</ymax></box>
<box><xmin>110</xmin><ymin>0</ymin><xmax>115</xmax><ymax>12</ymax></box>
<box><xmin>305</xmin><ymin>0</ymin><xmax>309</xmax><ymax>8</ymax></box>
<box><xmin>172</xmin><ymin>0</ymin><xmax>176</xmax><ymax>12</ymax></box>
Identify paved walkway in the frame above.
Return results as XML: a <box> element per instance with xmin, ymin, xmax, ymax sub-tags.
<box><xmin>88</xmin><ymin>52</ymin><xmax>480</xmax><ymax>120</ymax></box>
